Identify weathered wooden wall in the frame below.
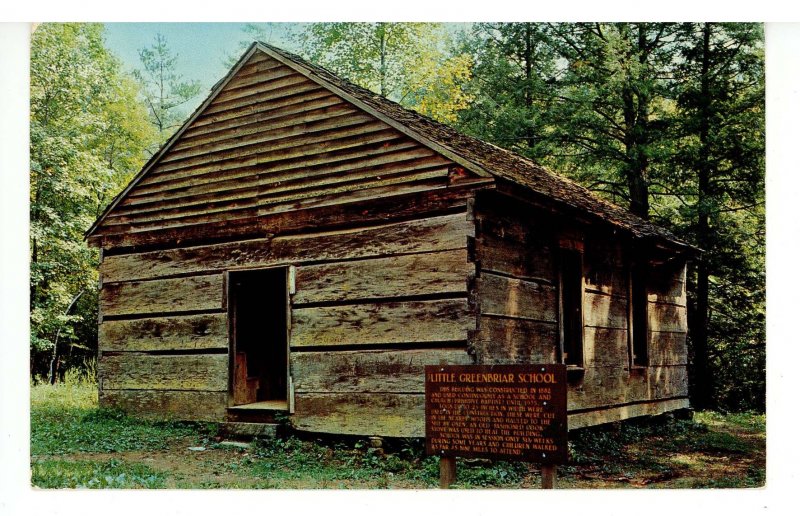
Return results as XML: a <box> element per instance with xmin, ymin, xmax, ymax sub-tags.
<box><xmin>470</xmin><ymin>192</ymin><xmax>690</xmax><ymax>431</ymax></box>
<box><xmin>287</xmin><ymin>212</ymin><xmax>476</xmax><ymax>437</ymax></box>
<box><xmin>97</xmin><ymin>207</ymin><xmax>479</xmax><ymax>429</ymax></box>
<box><xmin>94</xmin><ymin>48</ymin><xmax>486</xmax><ymax>430</ymax></box>
<box><xmin>469</xmin><ymin>196</ymin><xmax>559</xmax><ymax>366</ymax></box>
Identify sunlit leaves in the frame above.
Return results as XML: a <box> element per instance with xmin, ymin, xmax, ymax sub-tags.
<box><xmin>297</xmin><ymin>23</ymin><xmax>474</xmax><ymax>123</ymax></box>
<box><xmin>30</xmin><ymin>23</ymin><xmax>158</xmax><ymax>376</ymax></box>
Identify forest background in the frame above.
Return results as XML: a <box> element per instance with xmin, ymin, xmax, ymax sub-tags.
<box><xmin>27</xmin><ymin>21</ymin><xmax>765</xmax><ymax>413</ymax></box>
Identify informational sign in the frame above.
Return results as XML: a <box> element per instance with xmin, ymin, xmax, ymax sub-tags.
<box><xmin>425</xmin><ymin>364</ymin><xmax>568</xmax><ymax>464</ymax></box>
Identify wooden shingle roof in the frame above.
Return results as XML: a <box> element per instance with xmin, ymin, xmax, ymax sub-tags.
<box><xmin>257</xmin><ymin>43</ymin><xmax>692</xmax><ymax>250</ymax></box>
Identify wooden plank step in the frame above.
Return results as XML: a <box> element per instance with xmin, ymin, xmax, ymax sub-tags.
<box><xmin>229</xmin><ymin>400</ymin><xmax>288</xmax><ymax>411</ymax></box>
<box><xmin>220</xmin><ymin>421</ymin><xmax>280</xmax><ymax>439</ymax></box>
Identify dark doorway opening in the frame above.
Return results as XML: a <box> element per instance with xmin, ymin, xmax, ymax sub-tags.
<box><xmin>631</xmin><ymin>263</ymin><xmax>649</xmax><ymax>366</ymax></box>
<box><xmin>559</xmin><ymin>248</ymin><xmax>584</xmax><ymax>367</ymax></box>
<box><xmin>229</xmin><ymin>268</ymin><xmax>288</xmax><ymax>407</ymax></box>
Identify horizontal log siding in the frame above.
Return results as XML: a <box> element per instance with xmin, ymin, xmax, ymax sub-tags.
<box><xmin>99</xmin><ymin>354</ymin><xmax>228</xmax><ymax>391</ymax></box>
<box><xmin>99</xmin><ymin>204</ymin><xmax>478</xmax><ymax>436</ymax></box>
<box><xmin>99</xmin><ymin>313</ymin><xmax>228</xmax><ymax>353</ymax></box>
<box><xmin>291</xmin><ymin>349</ymin><xmax>473</xmax><ymax>393</ymax></box>
<box><xmin>570</xmin><ymin>234</ymin><xmax>689</xmax><ymax>417</ymax></box>
<box><xmin>91</xmin><ymin>183</ymin><xmax>475</xmax><ymax>250</ymax></box>
<box><xmin>466</xmin><ymin>195</ymin><xmax>689</xmax><ymax>435</ymax></box>
<box><xmin>471</xmin><ymin>196</ymin><xmax>559</xmax><ymax>366</ymax></box>
<box><xmin>99</xmin><ymin>390</ymin><xmax>227</xmax><ymax>422</ymax></box>
<box><xmin>97</xmin><ymin>270</ymin><xmax>230</xmax><ymax>419</ymax></box>
<box><xmin>101</xmin><ymin>213</ymin><xmax>472</xmax><ymax>282</ymax></box>
<box><xmin>100</xmin><ymin>274</ymin><xmax>224</xmax><ymax>317</ymax></box>
<box><xmin>92</xmin><ymin>52</ymin><xmax>463</xmax><ymax>239</ymax></box>
<box><xmin>286</xmin><ymin>209</ymin><xmax>476</xmax><ymax>436</ymax></box>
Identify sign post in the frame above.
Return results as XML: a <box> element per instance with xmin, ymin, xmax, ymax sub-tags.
<box><xmin>425</xmin><ymin>364</ymin><xmax>568</xmax><ymax>489</ymax></box>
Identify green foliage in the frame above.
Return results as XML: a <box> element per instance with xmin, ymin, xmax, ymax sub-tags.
<box><xmin>242</xmin><ymin>435</ymin><xmax>525</xmax><ymax>488</ymax></box>
<box><xmin>669</xmin><ymin>23</ymin><xmax>765</xmax><ymax>412</ymax></box>
<box><xmin>696</xmin><ymin>411</ymin><xmax>765</xmax><ymax>433</ymax></box>
<box><xmin>450</xmin><ymin>460</ymin><xmax>528</xmax><ymax>488</ymax></box>
<box><xmin>455</xmin><ymin>22</ymin><xmax>765</xmax><ymax>412</ymax></box>
<box><xmin>133</xmin><ymin>33</ymin><xmax>201</xmax><ymax>148</ymax></box>
<box><xmin>296</xmin><ymin>23</ymin><xmax>474</xmax><ymax>123</ymax></box>
<box><xmin>224</xmin><ymin>23</ymin><xmax>292</xmax><ymax>66</ymax></box>
<box><xmin>31</xmin><ymin>382</ymin><xmax>199</xmax><ymax>456</ymax></box>
<box><xmin>31</xmin><ymin>459</ymin><xmax>166</xmax><ymax>489</ymax></box>
<box><xmin>30</xmin><ymin>23</ymin><xmax>158</xmax><ymax>379</ymax></box>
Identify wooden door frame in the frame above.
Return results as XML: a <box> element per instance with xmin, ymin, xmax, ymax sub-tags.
<box><xmin>225</xmin><ymin>265</ymin><xmax>293</xmax><ymax>407</ymax></box>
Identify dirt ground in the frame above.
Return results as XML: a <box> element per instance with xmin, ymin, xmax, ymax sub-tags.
<box><xmin>36</xmin><ymin>414</ymin><xmax>765</xmax><ymax>489</ymax></box>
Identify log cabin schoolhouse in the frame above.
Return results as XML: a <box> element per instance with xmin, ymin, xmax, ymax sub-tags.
<box><xmin>86</xmin><ymin>42</ymin><xmax>695</xmax><ymax>437</ymax></box>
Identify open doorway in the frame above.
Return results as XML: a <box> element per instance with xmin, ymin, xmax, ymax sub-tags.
<box><xmin>228</xmin><ymin>267</ymin><xmax>288</xmax><ymax>407</ymax></box>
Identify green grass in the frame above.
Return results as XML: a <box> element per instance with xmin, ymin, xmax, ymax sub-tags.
<box><xmin>235</xmin><ymin>435</ymin><xmax>527</xmax><ymax>488</ymax></box>
<box><xmin>31</xmin><ymin>458</ymin><xmax>166</xmax><ymax>489</ymax></box>
<box><xmin>31</xmin><ymin>382</ymin><xmax>203</xmax><ymax>455</ymax></box>
<box><xmin>696</xmin><ymin>411</ymin><xmax>766</xmax><ymax>433</ymax></box>
<box><xmin>31</xmin><ymin>378</ymin><xmax>765</xmax><ymax>489</ymax></box>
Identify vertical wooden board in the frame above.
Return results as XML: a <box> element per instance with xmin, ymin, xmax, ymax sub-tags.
<box><xmin>99</xmin><ymin>313</ymin><xmax>228</xmax><ymax>352</ymax></box>
<box><xmin>477</xmin><ymin>273</ymin><xmax>557</xmax><ymax>322</ymax></box>
<box><xmin>477</xmin><ymin>233</ymin><xmax>555</xmax><ymax>282</ymax></box>
<box><xmin>100</xmin><ymin>275</ymin><xmax>224</xmax><ymax>317</ymax></box>
<box><xmin>291</xmin><ymin>393</ymin><xmax>425</xmax><ymax>437</ymax></box>
<box><xmin>471</xmin><ymin>316</ymin><xmax>558</xmax><ymax>364</ymax></box>
<box><xmin>99</xmin><ymin>353</ymin><xmax>228</xmax><ymax>391</ymax></box>
<box><xmin>291</xmin><ymin>348</ymin><xmax>473</xmax><ymax>393</ymax></box>
<box><xmin>583</xmin><ymin>327</ymin><xmax>629</xmax><ymax>367</ymax></box>
<box><xmin>99</xmin><ymin>390</ymin><xmax>227</xmax><ymax>422</ymax></box>
<box><xmin>583</xmin><ymin>291</ymin><xmax>628</xmax><ymax>329</ymax></box>
<box><xmin>648</xmin><ymin>331</ymin><xmax>688</xmax><ymax>366</ymax></box>
<box><xmin>293</xmin><ymin>250</ymin><xmax>471</xmax><ymax>305</ymax></box>
<box><xmin>100</xmin><ymin>213</ymin><xmax>470</xmax><ymax>282</ymax></box>
<box><xmin>648</xmin><ymin>302</ymin><xmax>688</xmax><ymax>333</ymax></box>
<box><xmin>290</xmin><ymin>299</ymin><xmax>473</xmax><ymax>347</ymax></box>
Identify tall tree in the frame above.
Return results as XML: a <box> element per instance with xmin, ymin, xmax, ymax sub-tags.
<box><xmin>672</xmin><ymin>23</ymin><xmax>765</xmax><ymax>410</ymax></box>
<box><xmin>30</xmin><ymin>23</ymin><xmax>157</xmax><ymax>379</ymax></box>
<box><xmin>455</xmin><ymin>23</ymin><xmax>558</xmax><ymax>162</ymax></box>
<box><xmin>457</xmin><ymin>22</ymin><xmax>765</xmax><ymax>411</ymax></box>
<box><xmin>459</xmin><ymin>23</ymin><xmax>682</xmax><ymax>218</ymax></box>
<box><xmin>133</xmin><ymin>33</ymin><xmax>201</xmax><ymax>149</ymax></box>
<box><xmin>296</xmin><ymin>22</ymin><xmax>474</xmax><ymax>123</ymax></box>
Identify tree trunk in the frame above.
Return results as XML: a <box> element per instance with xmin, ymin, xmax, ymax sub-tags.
<box><xmin>378</xmin><ymin>23</ymin><xmax>387</xmax><ymax>98</ymax></box>
<box><xmin>691</xmin><ymin>22</ymin><xmax>714</xmax><ymax>409</ymax></box>
<box><xmin>622</xmin><ymin>86</ymin><xmax>650</xmax><ymax>219</ymax></box>
<box><xmin>523</xmin><ymin>23</ymin><xmax>535</xmax><ymax>148</ymax></box>
<box><xmin>48</xmin><ymin>290</ymin><xmax>84</xmax><ymax>384</ymax></box>
<box><xmin>621</xmin><ymin>24</ymin><xmax>651</xmax><ymax>219</ymax></box>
